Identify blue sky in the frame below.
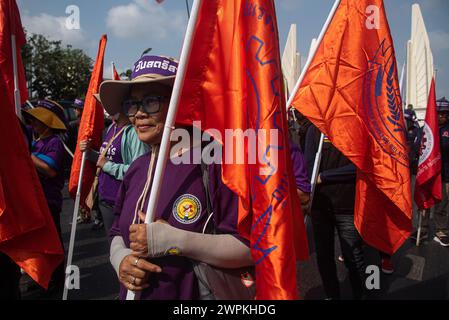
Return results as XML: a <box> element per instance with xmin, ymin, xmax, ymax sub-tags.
<box><xmin>17</xmin><ymin>0</ymin><xmax>449</xmax><ymax>98</ymax></box>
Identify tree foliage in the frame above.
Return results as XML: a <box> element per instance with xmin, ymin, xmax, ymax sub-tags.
<box><xmin>22</xmin><ymin>33</ymin><xmax>92</xmax><ymax>101</ymax></box>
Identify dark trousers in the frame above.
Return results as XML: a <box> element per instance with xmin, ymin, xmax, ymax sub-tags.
<box><xmin>0</xmin><ymin>252</ymin><xmax>21</xmax><ymax>300</ymax></box>
<box><xmin>311</xmin><ymin>211</ymin><xmax>366</xmax><ymax>300</ymax></box>
<box><xmin>98</xmin><ymin>197</ymin><xmax>115</xmax><ymax>236</ymax></box>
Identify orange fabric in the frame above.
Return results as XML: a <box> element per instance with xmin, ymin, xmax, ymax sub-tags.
<box><xmin>0</xmin><ymin>0</ymin><xmax>28</xmax><ymax>107</ymax></box>
<box><xmin>291</xmin><ymin>0</ymin><xmax>412</xmax><ymax>255</ymax></box>
<box><xmin>414</xmin><ymin>78</ymin><xmax>442</xmax><ymax>209</ymax></box>
<box><xmin>0</xmin><ymin>5</ymin><xmax>63</xmax><ymax>286</ymax></box>
<box><xmin>69</xmin><ymin>35</ymin><xmax>107</xmax><ymax>202</ymax></box>
<box><xmin>176</xmin><ymin>0</ymin><xmax>308</xmax><ymax>299</ymax></box>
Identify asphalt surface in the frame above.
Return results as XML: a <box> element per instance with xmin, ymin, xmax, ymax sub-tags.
<box><xmin>19</xmin><ymin>182</ymin><xmax>449</xmax><ymax>300</ymax></box>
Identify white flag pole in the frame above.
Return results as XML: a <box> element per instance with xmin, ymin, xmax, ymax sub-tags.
<box><xmin>125</xmin><ymin>0</ymin><xmax>203</xmax><ymax>301</ymax></box>
<box><xmin>11</xmin><ymin>34</ymin><xmax>23</xmax><ymax>121</ymax></box>
<box><xmin>63</xmin><ymin>152</ymin><xmax>87</xmax><ymax>300</ymax></box>
<box><xmin>286</xmin><ymin>0</ymin><xmax>341</xmax><ymax>109</ymax></box>
<box><xmin>111</xmin><ymin>61</ymin><xmax>115</xmax><ymax>80</ymax></box>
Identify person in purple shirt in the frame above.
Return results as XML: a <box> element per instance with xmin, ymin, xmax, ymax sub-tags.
<box><xmin>290</xmin><ymin>140</ymin><xmax>311</xmax><ymax>209</ymax></box>
<box><xmin>98</xmin><ymin>55</ymin><xmax>253</xmax><ymax>300</ymax></box>
<box><xmin>22</xmin><ymin>99</ymin><xmax>68</xmax><ymax>290</ymax></box>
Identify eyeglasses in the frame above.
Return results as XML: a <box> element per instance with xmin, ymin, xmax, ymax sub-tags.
<box><xmin>122</xmin><ymin>96</ymin><xmax>168</xmax><ymax>117</ymax></box>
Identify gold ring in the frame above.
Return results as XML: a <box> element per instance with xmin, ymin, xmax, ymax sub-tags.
<box><xmin>133</xmin><ymin>257</ymin><xmax>140</xmax><ymax>267</ymax></box>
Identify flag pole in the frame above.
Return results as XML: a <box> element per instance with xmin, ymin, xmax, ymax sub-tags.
<box><xmin>63</xmin><ymin>152</ymin><xmax>87</xmax><ymax>300</ymax></box>
<box><xmin>125</xmin><ymin>0</ymin><xmax>202</xmax><ymax>301</ymax></box>
<box><xmin>185</xmin><ymin>0</ymin><xmax>191</xmax><ymax>19</ymax></box>
<box><xmin>111</xmin><ymin>61</ymin><xmax>115</xmax><ymax>80</ymax></box>
<box><xmin>11</xmin><ymin>34</ymin><xmax>23</xmax><ymax>121</ymax></box>
<box><xmin>287</xmin><ymin>0</ymin><xmax>341</xmax><ymax>109</ymax></box>
<box><xmin>306</xmin><ymin>133</ymin><xmax>325</xmax><ymax>222</ymax></box>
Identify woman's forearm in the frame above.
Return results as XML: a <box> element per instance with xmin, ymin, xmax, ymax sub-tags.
<box><xmin>146</xmin><ymin>222</ymin><xmax>254</xmax><ymax>269</ymax></box>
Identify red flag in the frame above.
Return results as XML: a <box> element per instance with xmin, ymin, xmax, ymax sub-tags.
<box><xmin>414</xmin><ymin>78</ymin><xmax>442</xmax><ymax>209</ymax></box>
<box><xmin>0</xmin><ymin>2</ymin><xmax>64</xmax><ymax>287</ymax></box>
<box><xmin>176</xmin><ymin>0</ymin><xmax>308</xmax><ymax>299</ymax></box>
<box><xmin>69</xmin><ymin>35</ymin><xmax>107</xmax><ymax>202</ymax></box>
<box><xmin>113</xmin><ymin>63</ymin><xmax>121</xmax><ymax>80</ymax></box>
<box><xmin>0</xmin><ymin>0</ymin><xmax>28</xmax><ymax>107</ymax></box>
<box><xmin>291</xmin><ymin>0</ymin><xmax>412</xmax><ymax>255</ymax></box>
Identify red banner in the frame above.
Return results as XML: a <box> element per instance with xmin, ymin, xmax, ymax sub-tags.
<box><xmin>414</xmin><ymin>78</ymin><xmax>442</xmax><ymax>209</ymax></box>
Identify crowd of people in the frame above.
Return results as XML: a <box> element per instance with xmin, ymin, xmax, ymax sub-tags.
<box><xmin>1</xmin><ymin>53</ymin><xmax>448</xmax><ymax>301</ymax></box>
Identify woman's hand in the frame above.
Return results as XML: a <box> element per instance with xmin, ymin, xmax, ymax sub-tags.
<box><xmin>79</xmin><ymin>139</ymin><xmax>91</xmax><ymax>152</ymax></box>
<box><xmin>96</xmin><ymin>155</ymin><xmax>108</xmax><ymax>169</ymax></box>
<box><xmin>118</xmin><ymin>254</ymin><xmax>161</xmax><ymax>292</ymax></box>
<box><xmin>129</xmin><ymin>211</ymin><xmax>169</xmax><ymax>257</ymax></box>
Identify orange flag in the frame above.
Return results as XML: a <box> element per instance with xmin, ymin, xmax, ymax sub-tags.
<box><xmin>0</xmin><ymin>1</ymin><xmax>63</xmax><ymax>288</ymax></box>
<box><xmin>69</xmin><ymin>35</ymin><xmax>107</xmax><ymax>202</ymax></box>
<box><xmin>291</xmin><ymin>0</ymin><xmax>412</xmax><ymax>255</ymax></box>
<box><xmin>176</xmin><ymin>0</ymin><xmax>308</xmax><ymax>299</ymax></box>
<box><xmin>414</xmin><ymin>78</ymin><xmax>442</xmax><ymax>209</ymax></box>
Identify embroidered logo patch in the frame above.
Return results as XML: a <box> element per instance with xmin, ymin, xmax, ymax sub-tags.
<box><xmin>173</xmin><ymin>194</ymin><xmax>202</xmax><ymax>225</ymax></box>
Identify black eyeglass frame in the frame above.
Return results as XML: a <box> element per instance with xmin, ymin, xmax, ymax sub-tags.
<box><xmin>122</xmin><ymin>95</ymin><xmax>169</xmax><ymax>117</ymax></box>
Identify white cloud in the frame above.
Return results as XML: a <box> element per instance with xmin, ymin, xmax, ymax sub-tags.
<box><xmin>429</xmin><ymin>30</ymin><xmax>449</xmax><ymax>53</ymax></box>
<box><xmin>106</xmin><ymin>0</ymin><xmax>185</xmax><ymax>40</ymax></box>
<box><xmin>22</xmin><ymin>12</ymin><xmax>93</xmax><ymax>51</ymax></box>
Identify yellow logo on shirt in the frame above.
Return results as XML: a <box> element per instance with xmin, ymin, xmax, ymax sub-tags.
<box><xmin>173</xmin><ymin>194</ymin><xmax>202</xmax><ymax>225</ymax></box>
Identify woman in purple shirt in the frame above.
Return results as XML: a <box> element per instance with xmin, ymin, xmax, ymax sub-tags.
<box><xmin>22</xmin><ymin>99</ymin><xmax>68</xmax><ymax>289</ymax></box>
<box><xmin>99</xmin><ymin>55</ymin><xmax>253</xmax><ymax>300</ymax></box>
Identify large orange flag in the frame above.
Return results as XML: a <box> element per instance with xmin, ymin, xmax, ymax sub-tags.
<box><xmin>0</xmin><ymin>1</ymin><xmax>63</xmax><ymax>288</ymax></box>
<box><xmin>291</xmin><ymin>0</ymin><xmax>412</xmax><ymax>255</ymax></box>
<box><xmin>69</xmin><ymin>35</ymin><xmax>107</xmax><ymax>202</ymax></box>
<box><xmin>176</xmin><ymin>0</ymin><xmax>308</xmax><ymax>299</ymax></box>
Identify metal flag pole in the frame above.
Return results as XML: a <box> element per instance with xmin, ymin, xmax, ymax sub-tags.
<box><xmin>111</xmin><ymin>61</ymin><xmax>115</xmax><ymax>79</ymax></box>
<box><xmin>11</xmin><ymin>34</ymin><xmax>23</xmax><ymax>121</ymax></box>
<box><xmin>416</xmin><ymin>209</ymin><xmax>423</xmax><ymax>246</ymax></box>
<box><xmin>185</xmin><ymin>0</ymin><xmax>191</xmax><ymax>19</ymax></box>
<box><xmin>126</xmin><ymin>0</ymin><xmax>202</xmax><ymax>301</ymax></box>
<box><xmin>305</xmin><ymin>133</ymin><xmax>325</xmax><ymax>223</ymax></box>
<box><xmin>63</xmin><ymin>152</ymin><xmax>87</xmax><ymax>300</ymax></box>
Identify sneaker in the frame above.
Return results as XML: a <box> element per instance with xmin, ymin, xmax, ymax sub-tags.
<box><xmin>91</xmin><ymin>220</ymin><xmax>104</xmax><ymax>230</ymax></box>
<box><xmin>381</xmin><ymin>258</ymin><xmax>394</xmax><ymax>274</ymax></box>
<box><xmin>410</xmin><ymin>230</ymin><xmax>428</xmax><ymax>241</ymax></box>
<box><xmin>433</xmin><ymin>234</ymin><xmax>449</xmax><ymax>247</ymax></box>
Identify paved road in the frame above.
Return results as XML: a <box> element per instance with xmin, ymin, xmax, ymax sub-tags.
<box><xmin>20</xmin><ymin>183</ymin><xmax>449</xmax><ymax>300</ymax></box>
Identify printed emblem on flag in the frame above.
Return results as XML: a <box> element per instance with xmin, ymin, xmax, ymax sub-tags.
<box><xmin>363</xmin><ymin>39</ymin><xmax>408</xmax><ymax>167</ymax></box>
<box><xmin>172</xmin><ymin>194</ymin><xmax>202</xmax><ymax>224</ymax></box>
<box><xmin>241</xmin><ymin>272</ymin><xmax>255</xmax><ymax>288</ymax></box>
<box><xmin>419</xmin><ymin>124</ymin><xmax>434</xmax><ymax>163</ymax></box>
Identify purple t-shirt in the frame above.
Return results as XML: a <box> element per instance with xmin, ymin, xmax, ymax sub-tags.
<box><xmin>290</xmin><ymin>141</ymin><xmax>311</xmax><ymax>193</ymax></box>
<box><xmin>110</xmin><ymin>150</ymin><xmax>244</xmax><ymax>300</ymax></box>
<box><xmin>98</xmin><ymin>125</ymin><xmax>125</xmax><ymax>204</ymax></box>
<box><xmin>32</xmin><ymin>135</ymin><xmax>66</xmax><ymax>211</ymax></box>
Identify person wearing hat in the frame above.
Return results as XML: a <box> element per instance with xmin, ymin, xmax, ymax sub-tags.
<box><xmin>103</xmin><ymin>55</ymin><xmax>253</xmax><ymax>300</ymax></box>
<box><xmin>22</xmin><ymin>99</ymin><xmax>69</xmax><ymax>291</ymax></box>
<box><xmin>413</xmin><ymin>98</ymin><xmax>449</xmax><ymax>247</ymax></box>
<box><xmin>79</xmin><ymin>99</ymin><xmax>149</xmax><ymax>232</ymax></box>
